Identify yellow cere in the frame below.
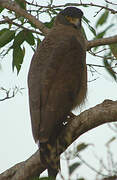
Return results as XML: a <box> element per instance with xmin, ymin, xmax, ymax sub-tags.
<box><xmin>65</xmin><ymin>16</ymin><xmax>80</xmax><ymax>26</ymax></box>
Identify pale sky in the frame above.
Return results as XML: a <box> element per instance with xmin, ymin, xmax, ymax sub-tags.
<box><xmin>0</xmin><ymin>0</ymin><xmax>117</xmax><ymax>179</ymax></box>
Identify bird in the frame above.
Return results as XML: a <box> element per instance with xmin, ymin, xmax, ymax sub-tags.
<box><xmin>28</xmin><ymin>7</ymin><xmax>87</xmax><ymax>179</ymax></box>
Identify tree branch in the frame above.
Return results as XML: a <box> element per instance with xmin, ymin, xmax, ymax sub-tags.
<box><xmin>102</xmin><ymin>176</ymin><xmax>117</xmax><ymax>180</ymax></box>
<box><xmin>0</xmin><ymin>0</ymin><xmax>49</xmax><ymax>35</ymax></box>
<box><xmin>87</xmin><ymin>35</ymin><xmax>117</xmax><ymax>50</ymax></box>
<box><xmin>26</xmin><ymin>1</ymin><xmax>117</xmax><ymax>14</ymax></box>
<box><xmin>53</xmin><ymin>3</ymin><xmax>117</xmax><ymax>14</ymax></box>
<box><xmin>0</xmin><ymin>87</ymin><xmax>22</xmax><ymax>102</ymax></box>
<box><xmin>0</xmin><ymin>100</ymin><xmax>117</xmax><ymax>180</ymax></box>
<box><xmin>0</xmin><ymin>17</ymin><xmax>43</xmax><ymax>36</ymax></box>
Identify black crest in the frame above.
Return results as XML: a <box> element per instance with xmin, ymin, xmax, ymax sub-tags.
<box><xmin>60</xmin><ymin>7</ymin><xmax>83</xmax><ymax>18</ymax></box>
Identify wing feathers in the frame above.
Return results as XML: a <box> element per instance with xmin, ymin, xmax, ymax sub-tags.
<box><xmin>28</xmin><ymin>35</ymin><xmax>86</xmax><ymax>142</ymax></box>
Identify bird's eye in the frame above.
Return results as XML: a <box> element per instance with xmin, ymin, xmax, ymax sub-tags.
<box><xmin>65</xmin><ymin>16</ymin><xmax>73</xmax><ymax>23</ymax></box>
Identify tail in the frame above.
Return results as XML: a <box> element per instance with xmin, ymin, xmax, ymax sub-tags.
<box><xmin>40</xmin><ymin>141</ymin><xmax>60</xmax><ymax>179</ymax></box>
<box><xmin>48</xmin><ymin>156</ymin><xmax>60</xmax><ymax>179</ymax></box>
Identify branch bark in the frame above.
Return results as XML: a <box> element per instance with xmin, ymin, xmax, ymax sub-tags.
<box><xmin>0</xmin><ymin>100</ymin><xmax>117</xmax><ymax>180</ymax></box>
<box><xmin>87</xmin><ymin>35</ymin><xmax>117</xmax><ymax>50</ymax></box>
<box><xmin>102</xmin><ymin>176</ymin><xmax>117</xmax><ymax>180</ymax></box>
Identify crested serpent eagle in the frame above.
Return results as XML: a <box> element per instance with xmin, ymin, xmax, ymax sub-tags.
<box><xmin>28</xmin><ymin>7</ymin><xmax>87</xmax><ymax>179</ymax></box>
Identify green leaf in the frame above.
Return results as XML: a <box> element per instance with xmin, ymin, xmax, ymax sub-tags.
<box><xmin>44</xmin><ymin>17</ymin><xmax>55</xmax><ymax>29</ymax></box>
<box><xmin>37</xmin><ymin>38</ymin><xmax>41</xmax><ymax>46</ymax></box>
<box><xmin>50</xmin><ymin>0</ymin><xmax>53</xmax><ymax>4</ymax></box>
<box><xmin>31</xmin><ymin>177</ymin><xmax>39</xmax><ymax>180</ymax></box>
<box><xmin>106</xmin><ymin>137</ymin><xmax>116</xmax><ymax>146</ymax></box>
<box><xmin>88</xmin><ymin>25</ymin><xmax>96</xmax><ymax>36</ymax></box>
<box><xmin>0</xmin><ymin>7</ymin><xmax>4</xmax><ymax>13</ymax></box>
<box><xmin>93</xmin><ymin>24</ymin><xmax>113</xmax><ymax>51</ymax></box>
<box><xmin>103</xmin><ymin>58</ymin><xmax>117</xmax><ymax>81</ymax></box>
<box><xmin>83</xmin><ymin>16</ymin><xmax>90</xmax><ymax>24</ymax></box>
<box><xmin>0</xmin><ymin>28</ymin><xmax>8</xmax><ymax>36</ymax></box>
<box><xmin>18</xmin><ymin>16</ymin><xmax>25</xmax><ymax>24</ymax></box>
<box><xmin>38</xmin><ymin>177</ymin><xmax>54</xmax><ymax>180</ymax></box>
<box><xmin>95</xmin><ymin>24</ymin><xmax>113</xmax><ymax>39</ymax></box>
<box><xmin>83</xmin><ymin>16</ymin><xmax>96</xmax><ymax>36</ymax></box>
<box><xmin>81</xmin><ymin>27</ymin><xmax>87</xmax><ymax>40</ymax></box>
<box><xmin>110</xmin><ymin>43</ymin><xmax>117</xmax><ymax>59</ymax></box>
<box><xmin>13</xmin><ymin>30</ymin><xmax>35</xmax><ymax>47</ymax></box>
<box><xmin>32</xmin><ymin>177</ymin><xmax>39</xmax><ymax>180</ymax></box>
<box><xmin>28</xmin><ymin>21</ymin><xmax>37</xmax><ymax>28</ymax></box>
<box><xmin>96</xmin><ymin>10</ymin><xmax>109</xmax><ymax>27</ymax></box>
<box><xmin>25</xmin><ymin>31</ymin><xmax>35</xmax><ymax>46</ymax></box>
<box><xmin>95</xmin><ymin>31</ymin><xmax>106</xmax><ymax>40</ymax></box>
<box><xmin>0</xmin><ymin>29</ymin><xmax>15</xmax><ymax>48</ymax></box>
<box><xmin>13</xmin><ymin>30</ymin><xmax>25</xmax><ymax>47</ymax></box>
<box><xmin>69</xmin><ymin>162</ymin><xmax>81</xmax><ymax>175</ymax></box>
<box><xmin>12</xmin><ymin>46</ymin><xmax>24</xmax><ymax>74</ymax></box>
<box><xmin>77</xmin><ymin>143</ymin><xmax>89</xmax><ymax>152</ymax></box>
<box><xmin>15</xmin><ymin>0</ymin><xmax>26</xmax><ymax>9</ymax></box>
<box><xmin>8</xmin><ymin>23</ymin><xmax>12</xmax><ymax>29</ymax></box>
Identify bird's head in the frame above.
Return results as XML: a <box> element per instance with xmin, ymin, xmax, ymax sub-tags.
<box><xmin>54</xmin><ymin>7</ymin><xmax>83</xmax><ymax>29</ymax></box>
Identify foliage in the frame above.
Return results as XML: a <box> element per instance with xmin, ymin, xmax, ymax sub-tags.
<box><xmin>69</xmin><ymin>162</ymin><xmax>81</xmax><ymax>175</ymax></box>
<box><xmin>77</xmin><ymin>143</ymin><xmax>89</xmax><ymax>152</ymax></box>
<box><xmin>33</xmin><ymin>177</ymin><xmax>54</xmax><ymax>180</ymax></box>
<box><xmin>96</xmin><ymin>10</ymin><xmax>109</xmax><ymax>28</ymax></box>
<box><xmin>15</xmin><ymin>0</ymin><xmax>26</xmax><ymax>10</ymax></box>
<box><xmin>83</xmin><ymin>16</ymin><xmax>96</xmax><ymax>37</ymax></box>
<box><xmin>93</xmin><ymin>8</ymin><xmax>117</xmax><ymax>81</ymax></box>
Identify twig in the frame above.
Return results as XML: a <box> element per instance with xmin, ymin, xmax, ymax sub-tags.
<box><xmin>0</xmin><ymin>87</ymin><xmax>24</xmax><ymax>101</ymax></box>
<box><xmin>0</xmin><ymin>17</ymin><xmax>43</xmax><ymax>36</ymax></box>
<box><xmin>86</xmin><ymin>35</ymin><xmax>117</xmax><ymax>50</ymax></box>
<box><xmin>89</xmin><ymin>50</ymin><xmax>116</xmax><ymax>60</ymax></box>
<box><xmin>93</xmin><ymin>48</ymin><xmax>109</xmax><ymax>54</ymax></box>
<box><xmin>87</xmin><ymin>64</ymin><xmax>116</xmax><ymax>69</ymax></box>
<box><xmin>105</xmin><ymin>0</ymin><xmax>117</xmax><ymax>6</ymax></box>
<box><xmin>94</xmin><ymin>7</ymin><xmax>103</xmax><ymax>17</ymax></box>
<box><xmin>77</xmin><ymin>154</ymin><xmax>108</xmax><ymax>177</ymax></box>
<box><xmin>52</xmin><ymin>3</ymin><xmax>117</xmax><ymax>14</ymax></box>
<box><xmin>25</xmin><ymin>1</ymin><xmax>117</xmax><ymax>14</ymax></box>
<box><xmin>0</xmin><ymin>0</ymin><xmax>49</xmax><ymax>35</ymax></box>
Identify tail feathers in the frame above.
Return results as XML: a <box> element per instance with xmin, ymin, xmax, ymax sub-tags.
<box><xmin>48</xmin><ymin>157</ymin><xmax>60</xmax><ymax>179</ymax></box>
<box><xmin>40</xmin><ymin>142</ymin><xmax>60</xmax><ymax>179</ymax></box>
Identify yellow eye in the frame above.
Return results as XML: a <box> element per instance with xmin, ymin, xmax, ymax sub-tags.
<box><xmin>65</xmin><ymin>16</ymin><xmax>80</xmax><ymax>26</ymax></box>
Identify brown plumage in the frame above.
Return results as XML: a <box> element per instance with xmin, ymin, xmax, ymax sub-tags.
<box><xmin>28</xmin><ymin>7</ymin><xmax>87</xmax><ymax>179</ymax></box>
